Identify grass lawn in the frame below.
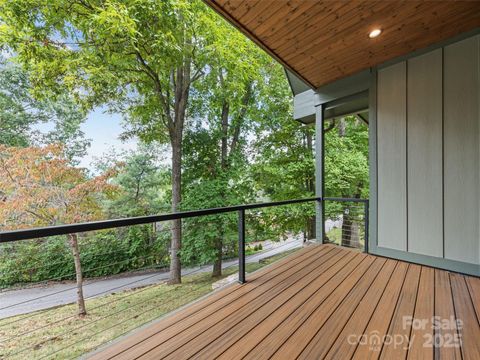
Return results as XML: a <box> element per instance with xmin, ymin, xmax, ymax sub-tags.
<box><xmin>0</xmin><ymin>249</ymin><xmax>297</xmax><ymax>359</ymax></box>
<box><xmin>326</xmin><ymin>227</ymin><xmax>342</xmax><ymax>245</ymax></box>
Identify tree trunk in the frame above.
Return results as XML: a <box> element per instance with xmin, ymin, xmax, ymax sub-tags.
<box><xmin>338</xmin><ymin>118</ymin><xmax>346</xmax><ymax>137</ymax></box>
<box><xmin>169</xmin><ymin>137</ymin><xmax>182</xmax><ymax>284</ymax></box>
<box><xmin>167</xmin><ymin>60</ymin><xmax>191</xmax><ymax>284</ymax></box>
<box><xmin>212</xmin><ymin>101</ymin><xmax>230</xmax><ymax>277</ymax></box>
<box><xmin>212</xmin><ymin>226</ymin><xmax>223</xmax><ymax>277</ymax></box>
<box><xmin>68</xmin><ymin>233</ymin><xmax>86</xmax><ymax>316</ymax></box>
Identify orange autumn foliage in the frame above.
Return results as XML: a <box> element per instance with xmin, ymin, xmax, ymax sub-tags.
<box><xmin>0</xmin><ymin>144</ymin><xmax>118</xmax><ymax>230</ymax></box>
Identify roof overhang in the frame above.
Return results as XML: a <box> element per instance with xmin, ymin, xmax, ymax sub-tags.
<box><xmin>204</xmin><ymin>1</ymin><xmax>480</xmax><ymax>89</ymax></box>
<box><xmin>294</xmin><ymin>89</ymin><xmax>369</xmax><ymax>125</ymax></box>
<box><xmin>293</xmin><ymin>69</ymin><xmax>371</xmax><ymax>124</ymax></box>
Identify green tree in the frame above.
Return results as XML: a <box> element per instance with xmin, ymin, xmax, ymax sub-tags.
<box><xmin>182</xmin><ymin>19</ymin><xmax>271</xmax><ymax>276</ymax></box>
<box><xmin>0</xmin><ymin>57</ymin><xmax>90</xmax><ymax>161</ymax></box>
<box><xmin>324</xmin><ymin>116</ymin><xmax>369</xmax><ymax>247</ymax></box>
<box><xmin>251</xmin><ymin>64</ymin><xmax>316</xmax><ymax>241</ymax></box>
<box><xmin>182</xmin><ymin>126</ymin><xmax>255</xmax><ymax>275</ymax></box>
<box><xmin>0</xmin><ymin>0</ymin><xmax>216</xmax><ymax>283</ymax></box>
<box><xmin>97</xmin><ymin>143</ymin><xmax>170</xmax><ymax>218</ymax></box>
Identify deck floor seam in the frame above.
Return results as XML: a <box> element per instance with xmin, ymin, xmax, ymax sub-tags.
<box><xmin>102</xmin><ymin>245</ymin><xmax>332</xmax><ymax>359</ymax></box>
<box><xmin>131</xmin><ymin>247</ymin><xmax>343</xmax><ymax>359</ymax></box>
<box><xmin>202</xmin><ymin>250</ymin><xmax>357</xmax><ymax>359</ymax></box>
<box><xmin>266</xmin><ymin>255</ymin><xmax>375</xmax><ymax>359</ymax></box>
<box><xmin>322</xmin><ymin>259</ymin><xmax>400</xmax><ymax>360</ymax></box>
<box><xmin>298</xmin><ymin>257</ymin><xmax>389</xmax><ymax>359</ymax></box>
<box><xmin>192</xmin><ymin>249</ymin><xmax>353</xmax><ymax>359</ymax></box>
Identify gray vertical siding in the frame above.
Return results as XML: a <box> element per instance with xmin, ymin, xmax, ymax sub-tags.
<box><xmin>375</xmin><ymin>34</ymin><xmax>480</xmax><ymax>270</ymax></box>
<box><xmin>443</xmin><ymin>36</ymin><xmax>480</xmax><ymax>264</ymax></box>
<box><xmin>377</xmin><ymin>62</ymin><xmax>407</xmax><ymax>251</ymax></box>
<box><xmin>407</xmin><ymin>49</ymin><xmax>443</xmax><ymax>257</ymax></box>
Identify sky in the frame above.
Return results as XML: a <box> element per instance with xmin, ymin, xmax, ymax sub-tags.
<box><xmin>34</xmin><ymin>107</ymin><xmax>138</xmax><ymax>171</ymax></box>
<box><xmin>79</xmin><ymin>107</ymin><xmax>137</xmax><ymax>170</ymax></box>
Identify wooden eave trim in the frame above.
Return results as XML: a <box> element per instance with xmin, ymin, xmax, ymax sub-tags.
<box><xmin>203</xmin><ymin>0</ymin><xmax>316</xmax><ymax>90</ymax></box>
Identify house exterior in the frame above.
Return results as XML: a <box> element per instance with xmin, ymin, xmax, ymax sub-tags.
<box><xmin>2</xmin><ymin>3</ymin><xmax>480</xmax><ymax>359</ymax></box>
<box><xmin>205</xmin><ymin>1</ymin><xmax>480</xmax><ymax>276</ymax></box>
<box><xmin>74</xmin><ymin>3</ymin><xmax>480</xmax><ymax>358</ymax></box>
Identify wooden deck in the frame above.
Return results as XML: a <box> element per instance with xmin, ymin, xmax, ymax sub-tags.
<box><xmin>90</xmin><ymin>244</ymin><xmax>480</xmax><ymax>360</ymax></box>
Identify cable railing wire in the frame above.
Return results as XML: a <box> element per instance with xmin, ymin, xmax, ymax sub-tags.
<box><xmin>42</xmin><ymin>255</ymin><xmax>266</xmax><ymax>359</ymax></box>
<box><xmin>0</xmin><ymin>261</ymin><xmax>174</xmax><ymax>329</ymax></box>
<box><xmin>0</xmin><ymin>233</ymin><xmax>256</xmax><ymax>327</ymax></box>
<box><xmin>10</xmin><ymin>247</ymin><xmax>249</xmax><ymax>354</ymax></box>
<box><xmin>0</xmin><ymin>247</ymin><xmax>256</xmax><ymax>338</ymax></box>
<box><xmin>8</xmin><ymin>269</ymin><xmax>210</xmax><ymax>359</ymax></box>
<box><xmin>0</xmin><ymin>223</ymin><xmax>242</xmax><ymax>319</ymax></box>
<box><xmin>41</xmin><ymin>281</ymin><xmax>213</xmax><ymax>360</ymax></box>
<box><xmin>0</xmin><ymin>256</ymin><xmax>172</xmax><ymax>312</ymax></box>
<box><xmin>3</xmin><ymin>262</ymin><xmax>178</xmax><ymax>341</ymax></box>
<box><xmin>0</xmin><ymin>226</ymin><xmax>178</xmax><ymax>289</ymax></box>
<box><xmin>45</xmin><ymin>240</ymin><xmax>321</xmax><ymax>360</ymax></box>
<box><xmin>0</xmin><ymin>233</ymin><xmax>303</xmax><ymax>344</ymax></box>
<box><xmin>0</xmin><ymin>196</ymin><xmax>368</xmax><ymax>359</ymax></box>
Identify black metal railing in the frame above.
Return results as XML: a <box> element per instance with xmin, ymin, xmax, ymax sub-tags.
<box><xmin>0</xmin><ymin>197</ymin><xmax>369</xmax><ymax>283</ymax></box>
<box><xmin>0</xmin><ymin>196</ymin><xmax>368</xmax><ymax>358</ymax></box>
<box><xmin>0</xmin><ymin>197</ymin><xmax>319</xmax><ymax>284</ymax></box>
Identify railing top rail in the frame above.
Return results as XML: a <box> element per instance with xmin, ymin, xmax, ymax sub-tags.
<box><xmin>0</xmin><ymin>197</ymin><xmax>322</xmax><ymax>243</ymax></box>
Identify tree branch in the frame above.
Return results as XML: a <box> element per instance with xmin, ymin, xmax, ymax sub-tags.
<box><xmin>134</xmin><ymin>50</ymin><xmax>173</xmax><ymax>127</ymax></box>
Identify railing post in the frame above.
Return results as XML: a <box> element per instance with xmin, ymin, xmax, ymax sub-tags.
<box><xmin>238</xmin><ymin>209</ymin><xmax>246</xmax><ymax>284</ymax></box>
<box><xmin>315</xmin><ymin>101</ymin><xmax>325</xmax><ymax>244</ymax></box>
<box><xmin>316</xmin><ymin>198</ymin><xmax>325</xmax><ymax>244</ymax></box>
<box><xmin>364</xmin><ymin>200</ymin><xmax>369</xmax><ymax>253</ymax></box>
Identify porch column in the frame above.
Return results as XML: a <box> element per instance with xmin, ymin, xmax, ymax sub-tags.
<box><xmin>315</xmin><ymin>102</ymin><xmax>325</xmax><ymax>243</ymax></box>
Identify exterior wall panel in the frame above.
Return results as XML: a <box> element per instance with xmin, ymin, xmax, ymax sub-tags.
<box><xmin>374</xmin><ymin>34</ymin><xmax>480</xmax><ymax>271</ymax></box>
<box><xmin>377</xmin><ymin>62</ymin><xmax>407</xmax><ymax>251</ymax></box>
<box><xmin>407</xmin><ymin>50</ymin><xmax>443</xmax><ymax>257</ymax></box>
<box><xmin>443</xmin><ymin>36</ymin><xmax>480</xmax><ymax>264</ymax></box>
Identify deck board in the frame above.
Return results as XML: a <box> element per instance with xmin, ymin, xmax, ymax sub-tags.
<box><xmin>407</xmin><ymin>266</ymin><xmax>434</xmax><ymax>360</ymax></box>
<box><xmin>379</xmin><ymin>264</ymin><xmax>421</xmax><ymax>359</ymax></box>
<box><xmin>300</xmin><ymin>258</ymin><xmax>396</xmax><ymax>359</ymax></box>
<box><xmin>434</xmin><ymin>269</ymin><xmax>462</xmax><ymax>360</ymax></box>
<box><xmin>194</xmin><ymin>249</ymin><xmax>352</xmax><ymax>359</ymax></box>
<box><xmin>89</xmin><ymin>244</ymin><xmax>480</xmax><ymax>360</ymax></box>
<box><xmin>298</xmin><ymin>257</ymin><xmax>392</xmax><ymax>359</ymax></box>
<box><xmin>450</xmin><ymin>273</ymin><xmax>480</xmax><ymax>360</ymax></box>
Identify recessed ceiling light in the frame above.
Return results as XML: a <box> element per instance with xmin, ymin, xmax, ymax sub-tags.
<box><xmin>369</xmin><ymin>29</ymin><xmax>382</xmax><ymax>38</ymax></box>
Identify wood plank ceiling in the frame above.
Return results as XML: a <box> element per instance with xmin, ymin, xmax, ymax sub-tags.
<box><xmin>204</xmin><ymin>0</ymin><xmax>480</xmax><ymax>89</ymax></box>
